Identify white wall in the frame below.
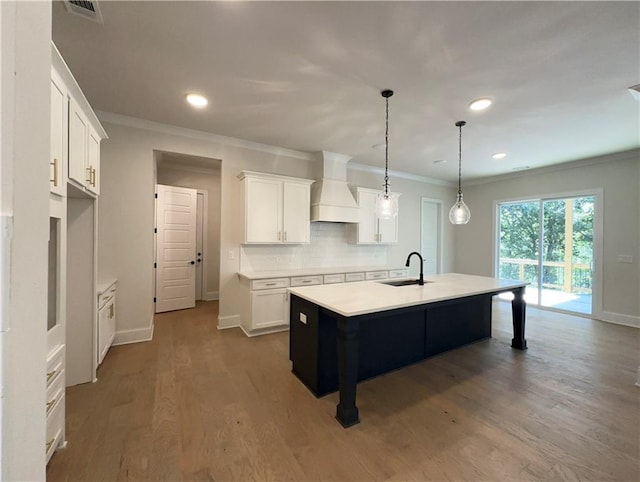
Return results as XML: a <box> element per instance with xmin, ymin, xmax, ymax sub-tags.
<box><xmin>156</xmin><ymin>163</ymin><xmax>221</xmax><ymax>299</ymax></box>
<box><xmin>454</xmin><ymin>151</ymin><xmax>640</xmax><ymax>323</ymax></box>
<box><xmin>97</xmin><ymin>116</ymin><xmax>455</xmax><ymax>335</ymax></box>
<box><xmin>0</xmin><ymin>1</ymin><xmax>51</xmax><ymax>479</ymax></box>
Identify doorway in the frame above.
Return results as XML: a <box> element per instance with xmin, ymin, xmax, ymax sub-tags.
<box><xmin>496</xmin><ymin>192</ymin><xmax>601</xmax><ymax>315</ymax></box>
<box><xmin>421</xmin><ymin>198</ymin><xmax>443</xmax><ymax>275</ymax></box>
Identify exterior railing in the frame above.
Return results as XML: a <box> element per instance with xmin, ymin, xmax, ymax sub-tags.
<box><xmin>499</xmin><ymin>257</ymin><xmax>592</xmax><ymax>294</ymax></box>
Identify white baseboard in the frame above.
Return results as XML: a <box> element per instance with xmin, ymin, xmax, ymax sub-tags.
<box><xmin>113</xmin><ymin>317</ymin><xmax>154</xmax><ymax>345</ymax></box>
<box><xmin>205</xmin><ymin>291</ymin><xmax>219</xmax><ymax>301</ymax></box>
<box><xmin>598</xmin><ymin>311</ymin><xmax>640</xmax><ymax>328</ymax></box>
<box><xmin>218</xmin><ymin>314</ymin><xmax>240</xmax><ymax>330</ymax></box>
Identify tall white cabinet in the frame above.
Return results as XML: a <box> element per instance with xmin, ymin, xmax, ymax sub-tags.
<box><xmin>46</xmin><ymin>43</ymin><xmax>107</xmax><ymax>466</ymax></box>
<box><xmin>238</xmin><ymin>171</ymin><xmax>314</xmax><ymax>244</ymax></box>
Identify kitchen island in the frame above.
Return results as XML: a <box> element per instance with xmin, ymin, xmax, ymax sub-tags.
<box><xmin>288</xmin><ymin>273</ymin><xmax>528</xmax><ymax>427</ymax></box>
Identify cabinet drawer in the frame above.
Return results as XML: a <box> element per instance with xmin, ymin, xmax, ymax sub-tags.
<box><xmin>46</xmin><ymin>344</ymin><xmax>65</xmax><ymax>388</ymax></box>
<box><xmin>251</xmin><ymin>278</ymin><xmax>289</xmax><ymax>290</ymax></box>
<box><xmin>345</xmin><ymin>272</ymin><xmax>365</xmax><ymax>282</ymax></box>
<box><xmin>388</xmin><ymin>269</ymin><xmax>409</xmax><ymax>279</ymax></box>
<box><xmin>365</xmin><ymin>271</ymin><xmax>388</xmax><ymax>280</ymax></box>
<box><xmin>98</xmin><ymin>282</ymin><xmax>117</xmax><ymax>309</ymax></box>
<box><xmin>46</xmin><ymin>393</ymin><xmax>65</xmax><ymax>464</ymax></box>
<box><xmin>323</xmin><ymin>274</ymin><xmax>345</xmax><ymax>284</ymax></box>
<box><xmin>290</xmin><ymin>275</ymin><xmax>323</xmax><ymax>287</ymax></box>
<box><xmin>46</xmin><ymin>368</ymin><xmax>65</xmax><ymax>416</ymax></box>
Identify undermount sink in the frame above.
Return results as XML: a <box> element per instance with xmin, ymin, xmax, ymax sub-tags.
<box><xmin>379</xmin><ymin>279</ymin><xmax>433</xmax><ymax>287</ymax></box>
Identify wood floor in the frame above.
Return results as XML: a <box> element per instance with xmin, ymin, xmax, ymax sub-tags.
<box><xmin>47</xmin><ymin>301</ymin><xmax>639</xmax><ymax>481</ymax></box>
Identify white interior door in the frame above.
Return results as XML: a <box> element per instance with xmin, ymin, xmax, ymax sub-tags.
<box><xmin>156</xmin><ymin>184</ymin><xmax>197</xmax><ymax>313</ymax></box>
<box><xmin>421</xmin><ymin>198</ymin><xmax>442</xmax><ymax>275</ymax></box>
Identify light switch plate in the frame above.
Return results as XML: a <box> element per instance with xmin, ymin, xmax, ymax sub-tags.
<box><xmin>618</xmin><ymin>254</ymin><xmax>633</xmax><ymax>264</ymax></box>
<box><xmin>299</xmin><ymin>312</ymin><xmax>307</xmax><ymax>324</ymax></box>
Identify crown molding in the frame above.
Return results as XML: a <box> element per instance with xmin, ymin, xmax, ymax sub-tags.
<box><xmin>348</xmin><ymin>162</ymin><xmax>454</xmax><ymax>187</ymax></box>
<box><xmin>95</xmin><ymin>111</ymin><xmax>315</xmax><ymax>161</ymax></box>
<box><xmin>465</xmin><ymin>148</ymin><xmax>640</xmax><ymax>187</ymax></box>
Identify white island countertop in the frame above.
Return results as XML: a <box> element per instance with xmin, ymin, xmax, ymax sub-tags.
<box><xmin>288</xmin><ymin>273</ymin><xmax>528</xmax><ymax>317</ymax></box>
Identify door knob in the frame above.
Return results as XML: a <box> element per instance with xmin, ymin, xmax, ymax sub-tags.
<box><xmin>189</xmin><ymin>261</ymin><xmax>195</xmax><ymax>265</ymax></box>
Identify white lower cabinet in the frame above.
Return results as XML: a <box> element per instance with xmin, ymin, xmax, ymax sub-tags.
<box><xmin>46</xmin><ymin>344</ymin><xmax>66</xmax><ymax>464</ymax></box>
<box><xmin>97</xmin><ymin>281</ymin><xmax>117</xmax><ymax>366</ymax></box>
<box><xmin>251</xmin><ymin>289</ymin><xmax>289</xmax><ymax>330</ymax></box>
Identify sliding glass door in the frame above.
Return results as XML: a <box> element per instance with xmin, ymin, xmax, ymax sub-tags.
<box><xmin>497</xmin><ymin>195</ymin><xmax>595</xmax><ymax>315</ymax></box>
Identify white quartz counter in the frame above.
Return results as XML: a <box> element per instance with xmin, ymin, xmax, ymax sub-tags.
<box><xmin>288</xmin><ymin>273</ymin><xmax>528</xmax><ymax>317</ymax></box>
<box><xmin>97</xmin><ymin>278</ymin><xmax>117</xmax><ymax>296</ymax></box>
<box><xmin>238</xmin><ymin>265</ymin><xmax>405</xmax><ymax>280</ymax></box>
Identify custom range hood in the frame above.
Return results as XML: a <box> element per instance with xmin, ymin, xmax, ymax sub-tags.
<box><xmin>310</xmin><ymin>151</ymin><xmax>359</xmax><ymax>223</ymax></box>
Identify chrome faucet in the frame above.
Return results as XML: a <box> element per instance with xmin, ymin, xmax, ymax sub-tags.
<box><xmin>405</xmin><ymin>251</ymin><xmax>424</xmax><ymax>286</ymax></box>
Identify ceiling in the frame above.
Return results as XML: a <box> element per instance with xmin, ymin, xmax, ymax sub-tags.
<box><xmin>52</xmin><ymin>1</ymin><xmax>639</xmax><ymax>182</ymax></box>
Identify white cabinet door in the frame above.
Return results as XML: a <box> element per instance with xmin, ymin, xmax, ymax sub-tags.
<box><xmin>50</xmin><ymin>77</ymin><xmax>66</xmax><ymax>196</ymax></box>
<box><xmin>87</xmin><ymin>127</ymin><xmax>100</xmax><ymax>195</ymax></box>
<box><xmin>245</xmin><ymin>177</ymin><xmax>282</xmax><ymax>243</ymax></box>
<box><xmin>282</xmin><ymin>181</ymin><xmax>310</xmax><ymax>243</ymax></box>
<box><xmin>355</xmin><ymin>188</ymin><xmax>399</xmax><ymax>244</ymax></box>
<box><xmin>356</xmin><ymin>190</ymin><xmax>378</xmax><ymax>244</ymax></box>
<box><xmin>251</xmin><ymin>288</ymin><xmax>288</xmax><ymax>329</ymax></box>
<box><xmin>378</xmin><ymin>215</ymin><xmax>398</xmax><ymax>244</ymax></box>
<box><xmin>68</xmin><ymin>98</ymin><xmax>89</xmax><ymax>188</ymax></box>
<box><xmin>97</xmin><ymin>304</ymin><xmax>109</xmax><ymax>365</ymax></box>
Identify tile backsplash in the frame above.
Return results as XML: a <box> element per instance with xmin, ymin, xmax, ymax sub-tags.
<box><xmin>240</xmin><ymin>223</ymin><xmax>387</xmax><ymax>271</ymax></box>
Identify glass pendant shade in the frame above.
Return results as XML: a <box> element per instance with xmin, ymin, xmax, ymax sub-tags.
<box><xmin>449</xmin><ymin>193</ymin><xmax>471</xmax><ymax>224</ymax></box>
<box><xmin>449</xmin><ymin>120</ymin><xmax>470</xmax><ymax>225</ymax></box>
<box><xmin>375</xmin><ymin>191</ymin><xmax>399</xmax><ymax>220</ymax></box>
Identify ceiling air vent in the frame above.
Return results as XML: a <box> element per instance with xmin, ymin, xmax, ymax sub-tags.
<box><xmin>63</xmin><ymin>0</ymin><xmax>103</xmax><ymax>24</ymax></box>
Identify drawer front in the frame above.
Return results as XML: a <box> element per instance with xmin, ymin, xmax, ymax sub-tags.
<box><xmin>290</xmin><ymin>275</ymin><xmax>323</xmax><ymax>287</ymax></box>
<box><xmin>388</xmin><ymin>269</ymin><xmax>409</xmax><ymax>279</ymax></box>
<box><xmin>46</xmin><ymin>393</ymin><xmax>65</xmax><ymax>464</ymax></box>
<box><xmin>323</xmin><ymin>274</ymin><xmax>345</xmax><ymax>284</ymax></box>
<box><xmin>46</xmin><ymin>344</ymin><xmax>65</xmax><ymax>388</ymax></box>
<box><xmin>251</xmin><ymin>278</ymin><xmax>289</xmax><ymax>290</ymax></box>
<box><xmin>365</xmin><ymin>271</ymin><xmax>388</xmax><ymax>280</ymax></box>
<box><xmin>46</xmin><ymin>368</ymin><xmax>65</xmax><ymax>416</ymax></box>
<box><xmin>98</xmin><ymin>283</ymin><xmax>117</xmax><ymax>309</ymax></box>
<box><xmin>345</xmin><ymin>272</ymin><xmax>365</xmax><ymax>282</ymax></box>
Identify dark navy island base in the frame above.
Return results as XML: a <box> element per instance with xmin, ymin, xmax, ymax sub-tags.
<box><xmin>290</xmin><ymin>287</ymin><xmax>527</xmax><ymax>428</ymax></box>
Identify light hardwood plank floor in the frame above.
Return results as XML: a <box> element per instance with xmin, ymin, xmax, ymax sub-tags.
<box><xmin>47</xmin><ymin>301</ymin><xmax>639</xmax><ymax>481</ymax></box>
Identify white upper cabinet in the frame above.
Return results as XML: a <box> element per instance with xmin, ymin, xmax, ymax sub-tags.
<box><xmin>52</xmin><ymin>43</ymin><xmax>107</xmax><ymax>196</ymax></box>
<box><xmin>50</xmin><ymin>74</ymin><xmax>66</xmax><ymax>197</ymax></box>
<box><xmin>238</xmin><ymin>171</ymin><xmax>314</xmax><ymax>244</ymax></box>
<box><xmin>352</xmin><ymin>187</ymin><xmax>399</xmax><ymax>244</ymax></box>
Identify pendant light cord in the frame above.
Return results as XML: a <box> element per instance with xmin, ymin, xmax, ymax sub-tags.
<box><xmin>384</xmin><ymin>95</ymin><xmax>389</xmax><ymax>195</ymax></box>
<box><xmin>457</xmin><ymin>123</ymin><xmax>462</xmax><ymax>196</ymax></box>
<box><xmin>455</xmin><ymin>120</ymin><xmax>466</xmax><ymax>197</ymax></box>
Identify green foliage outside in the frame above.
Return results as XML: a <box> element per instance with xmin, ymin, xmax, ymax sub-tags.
<box><xmin>498</xmin><ymin>197</ymin><xmax>594</xmax><ymax>292</ymax></box>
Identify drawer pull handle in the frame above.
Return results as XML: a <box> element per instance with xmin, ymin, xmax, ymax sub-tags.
<box><xmin>46</xmin><ymin>398</ymin><xmax>57</xmax><ymax>412</ymax></box>
<box><xmin>265</xmin><ymin>283</ymin><xmax>277</xmax><ymax>286</ymax></box>
<box><xmin>50</xmin><ymin>158</ymin><xmax>58</xmax><ymax>187</ymax></box>
<box><xmin>302</xmin><ymin>280</ymin><xmax>312</xmax><ymax>283</ymax></box>
<box><xmin>46</xmin><ymin>370</ymin><xmax>57</xmax><ymax>382</ymax></box>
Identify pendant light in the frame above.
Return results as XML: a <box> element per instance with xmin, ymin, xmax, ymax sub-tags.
<box><xmin>375</xmin><ymin>89</ymin><xmax>399</xmax><ymax>220</ymax></box>
<box><xmin>449</xmin><ymin>120</ymin><xmax>471</xmax><ymax>224</ymax></box>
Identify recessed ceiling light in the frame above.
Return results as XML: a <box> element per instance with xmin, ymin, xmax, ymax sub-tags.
<box><xmin>185</xmin><ymin>93</ymin><xmax>208</xmax><ymax>108</ymax></box>
<box><xmin>492</xmin><ymin>152</ymin><xmax>507</xmax><ymax>160</ymax></box>
<box><xmin>433</xmin><ymin>159</ymin><xmax>447</xmax><ymax>164</ymax></box>
<box><xmin>512</xmin><ymin>165</ymin><xmax>530</xmax><ymax>171</ymax></box>
<box><xmin>469</xmin><ymin>98</ymin><xmax>492</xmax><ymax>111</ymax></box>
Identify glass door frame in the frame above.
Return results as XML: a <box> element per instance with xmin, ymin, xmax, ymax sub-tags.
<box><xmin>492</xmin><ymin>188</ymin><xmax>603</xmax><ymax>318</ymax></box>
